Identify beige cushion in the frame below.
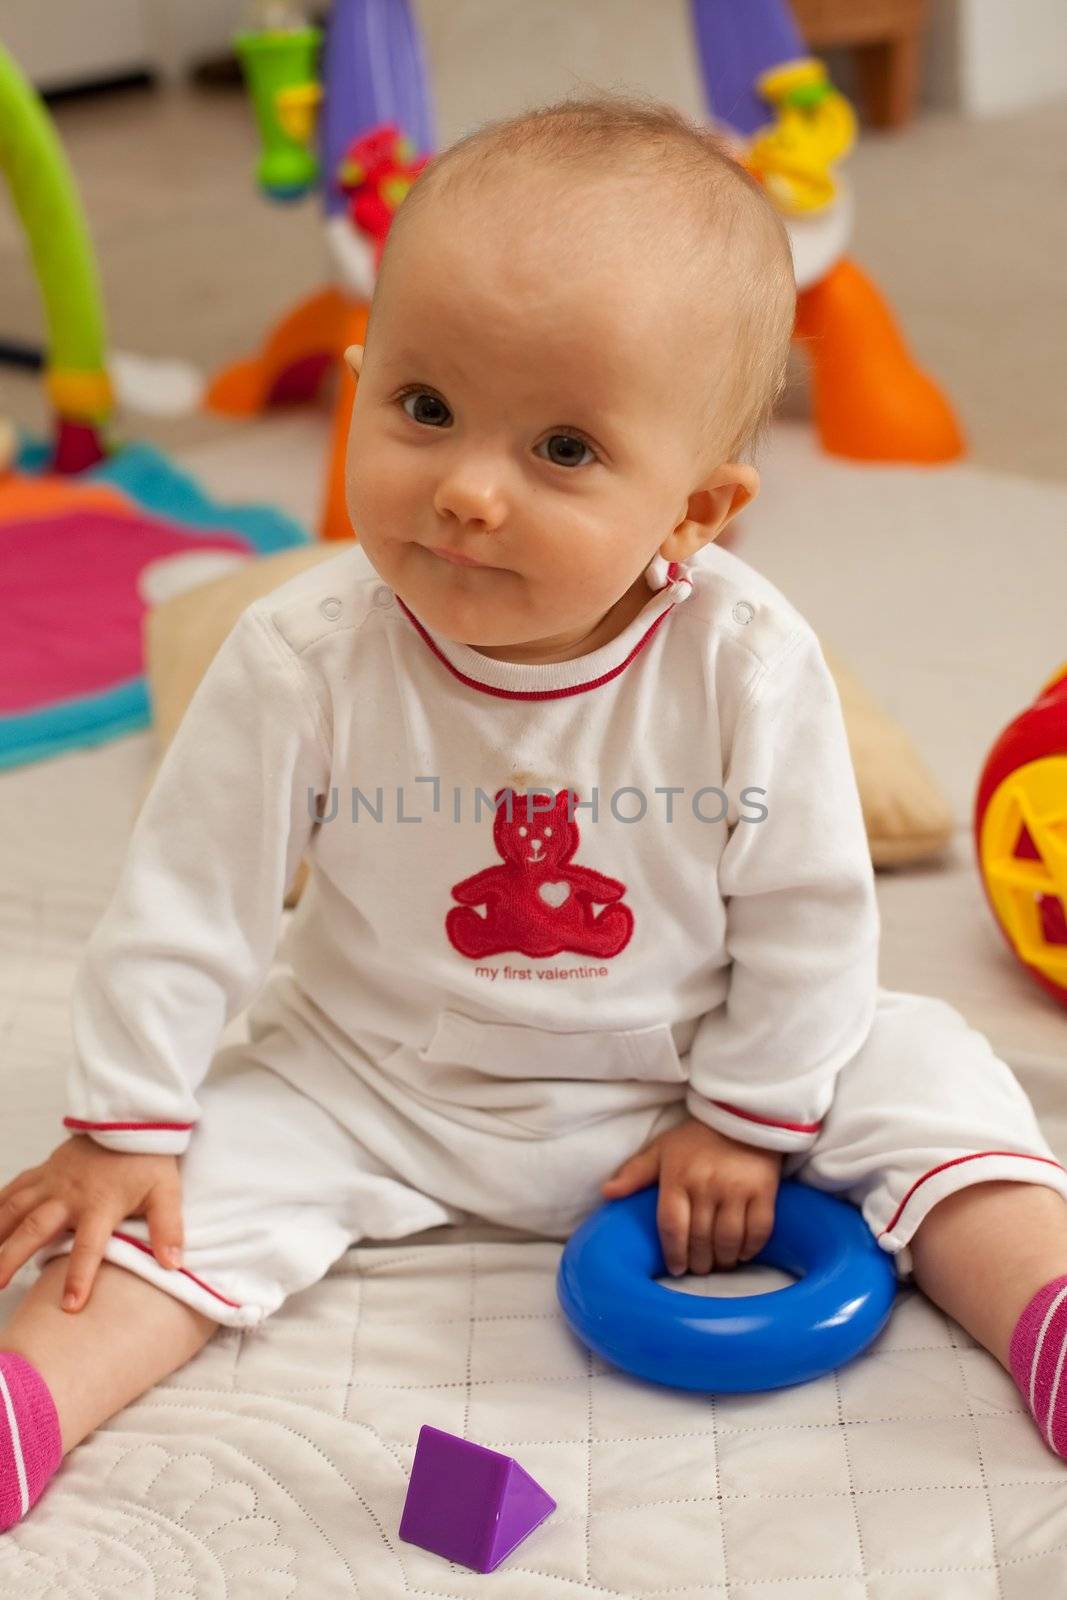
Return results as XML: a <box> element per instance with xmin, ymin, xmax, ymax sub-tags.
<box><xmin>820</xmin><ymin>647</ymin><xmax>954</xmax><ymax>867</ymax></box>
<box><xmin>143</xmin><ymin>546</ymin><xmax>953</xmax><ymax>905</ymax></box>
<box><xmin>144</xmin><ymin>545</ymin><xmax>342</xmax><ymax>754</ymax></box>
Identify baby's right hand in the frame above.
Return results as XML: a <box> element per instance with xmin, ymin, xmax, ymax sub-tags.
<box><xmin>0</xmin><ymin>1137</ymin><xmax>184</xmax><ymax>1313</ymax></box>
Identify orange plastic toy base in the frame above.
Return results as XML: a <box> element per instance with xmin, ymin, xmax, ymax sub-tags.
<box><xmin>794</xmin><ymin>258</ymin><xmax>965</xmax><ymax>464</ymax></box>
<box><xmin>204</xmin><ymin>286</ymin><xmax>367</xmax><ymax>541</ymax></box>
<box><xmin>206</xmin><ymin>288</ymin><xmax>352</xmax><ymax>416</ymax></box>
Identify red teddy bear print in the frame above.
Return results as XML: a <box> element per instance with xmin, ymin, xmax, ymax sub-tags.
<box><xmin>446</xmin><ymin>787</ymin><xmax>634</xmax><ymax>959</ymax></box>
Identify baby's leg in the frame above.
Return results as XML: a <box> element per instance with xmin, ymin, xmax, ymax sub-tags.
<box><xmin>794</xmin><ymin>988</ymin><xmax>1067</xmax><ymax>1458</ymax></box>
<box><xmin>910</xmin><ymin>1182</ymin><xmax>1067</xmax><ymax>1456</ymax></box>
<box><xmin>1</xmin><ymin>1257</ymin><xmax>217</xmax><ymax>1454</ymax></box>
<box><xmin>1</xmin><ymin>1023</ymin><xmax>467</xmax><ymax>1530</ymax></box>
<box><xmin>909</xmin><ymin>1180</ymin><xmax>1067</xmax><ymax>1369</ymax></box>
<box><xmin>0</xmin><ymin>1257</ymin><xmax>217</xmax><ymax>1531</ymax></box>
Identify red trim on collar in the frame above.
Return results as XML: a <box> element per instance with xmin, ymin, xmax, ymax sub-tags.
<box><xmin>395</xmin><ymin>596</ymin><xmax>679</xmax><ymax>701</ymax></box>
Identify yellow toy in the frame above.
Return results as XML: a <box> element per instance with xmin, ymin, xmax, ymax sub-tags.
<box><xmin>742</xmin><ymin>58</ymin><xmax>856</xmax><ymax>215</ymax></box>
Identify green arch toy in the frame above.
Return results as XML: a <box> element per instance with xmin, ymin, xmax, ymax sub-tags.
<box><xmin>0</xmin><ymin>41</ymin><xmax>112</xmax><ymax>469</ymax></box>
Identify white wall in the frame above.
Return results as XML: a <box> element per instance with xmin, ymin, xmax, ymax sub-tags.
<box><xmin>144</xmin><ymin>0</ymin><xmax>247</xmax><ymax>85</ymax></box>
<box><xmin>6</xmin><ymin>0</ymin><xmax>1065</xmax><ymax>117</ymax></box>
<box><xmin>0</xmin><ymin>0</ymin><xmax>151</xmax><ymax>91</ymax></box>
<box><xmin>964</xmin><ymin>0</ymin><xmax>1067</xmax><ymax>116</ymax></box>
<box><xmin>925</xmin><ymin>0</ymin><xmax>1067</xmax><ymax>116</ymax></box>
<box><xmin>414</xmin><ymin>0</ymin><xmax>706</xmax><ymax>144</ymax></box>
<box><xmin>0</xmin><ymin>0</ymin><xmax>247</xmax><ymax>90</ymax></box>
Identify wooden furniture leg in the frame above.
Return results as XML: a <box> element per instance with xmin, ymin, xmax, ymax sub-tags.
<box><xmin>790</xmin><ymin>0</ymin><xmax>929</xmax><ymax>130</ymax></box>
<box><xmin>856</xmin><ymin>28</ymin><xmax>924</xmax><ymax>129</ymax></box>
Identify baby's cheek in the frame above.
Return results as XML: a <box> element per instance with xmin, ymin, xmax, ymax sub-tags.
<box><xmin>347</xmin><ymin>465</ymin><xmax>413</xmax><ymax>556</ymax></box>
<box><xmin>345</xmin><ymin>452</ymin><xmax>386</xmax><ymax>527</ymax></box>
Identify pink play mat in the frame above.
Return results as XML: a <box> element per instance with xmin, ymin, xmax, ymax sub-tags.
<box><xmin>1</xmin><ymin>441</ymin><xmax>310</xmax><ymax>769</ymax></box>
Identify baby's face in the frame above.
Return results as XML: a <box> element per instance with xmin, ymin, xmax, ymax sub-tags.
<box><xmin>346</xmin><ymin>182</ymin><xmax>745</xmax><ymax>659</ymax></box>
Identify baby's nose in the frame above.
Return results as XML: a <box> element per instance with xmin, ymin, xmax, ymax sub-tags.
<box><xmin>433</xmin><ymin>464</ymin><xmax>508</xmax><ymax>531</ymax></box>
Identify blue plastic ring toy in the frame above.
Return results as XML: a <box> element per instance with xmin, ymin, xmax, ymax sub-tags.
<box><xmin>557</xmin><ymin>1180</ymin><xmax>897</xmax><ymax>1392</ymax></box>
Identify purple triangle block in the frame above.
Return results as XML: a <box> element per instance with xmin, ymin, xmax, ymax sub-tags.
<box><xmin>398</xmin><ymin>1424</ymin><xmax>556</xmax><ymax>1573</ymax></box>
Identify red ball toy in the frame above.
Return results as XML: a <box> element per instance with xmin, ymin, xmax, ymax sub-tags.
<box><xmin>974</xmin><ymin>664</ymin><xmax>1067</xmax><ymax>1007</ymax></box>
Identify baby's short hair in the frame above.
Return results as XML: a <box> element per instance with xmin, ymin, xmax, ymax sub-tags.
<box><xmin>379</xmin><ymin>92</ymin><xmax>797</xmax><ymax>465</ymax></box>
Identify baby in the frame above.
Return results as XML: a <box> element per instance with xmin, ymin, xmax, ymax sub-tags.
<box><xmin>2</xmin><ymin>94</ymin><xmax>1067</xmax><ymax>1530</ymax></box>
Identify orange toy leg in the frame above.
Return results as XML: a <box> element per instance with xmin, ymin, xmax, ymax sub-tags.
<box><xmin>320</xmin><ymin>302</ymin><xmax>369</xmax><ymax>542</ymax></box>
<box><xmin>205</xmin><ymin>287</ymin><xmax>357</xmax><ymax>416</ymax></box>
<box><xmin>794</xmin><ymin>258</ymin><xmax>964</xmax><ymax>464</ymax></box>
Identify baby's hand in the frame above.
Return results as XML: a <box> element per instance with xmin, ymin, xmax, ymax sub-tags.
<box><xmin>0</xmin><ymin>1137</ymin><xmax>184</xmax><ymax>1312</ymax></box>
<box><xmin>601</xmin><ymin>1116</ymin><xmax>782</xmax><ymax>1275</ymax></box>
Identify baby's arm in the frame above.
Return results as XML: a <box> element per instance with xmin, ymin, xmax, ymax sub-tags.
<box><xmin>686</xmin><ymin>625</ymin><xmax>880</xmax><ymax>1155</ymax></box>
<box><xmin>0</xmin><ymin>608</ymin><xmax>332</xmax><ymax>1482</ymax></box>
<box><xmin>64</xmin><ymin>604</ymin><xmax>332</xmax><ymax>1158</ymax></box>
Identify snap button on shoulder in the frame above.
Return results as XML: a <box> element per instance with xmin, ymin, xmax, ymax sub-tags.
<box><xmin>732</xmin><ymin>601</ymin><xmax>755</xmax><ymax>626</ymax></box>
<box><xmin>372</xmin><ymin>585</ymin><xmax>394</xmax><ymax>608</ymax></box>
<box><xmin>320</xmin><ymin>597</ymin><xmax>343</xmax><ymax>621</ymax></box>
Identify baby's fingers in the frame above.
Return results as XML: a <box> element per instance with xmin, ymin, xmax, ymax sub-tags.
<box><xmin>0</xmin><ymin>1198</ymin><xmax>70</xmax><ymax>1289</ymax></box>
<box><xmin>712</xmin><ymin>1199</ymin><xmax>748</xmax><ymax>1270</ymax></box>
<box><xmin>740</xmin><ymin>1199</ymin><xmax>776</xmax><ymax>1263</ymax></box>
<box><xmin>687</xmin><ymin>1195</ymin><xmax>715</xmax><ymax>1276</ymax></box>
<box><xmin>657</xmin><ymin>1185</ymin><xmax>692</xmax><ymax>1277</ymax></box>
<box><xmin>601</xmin><ymin>1146</ymin><xmax>659</xmax><ymax>1198</ymax></box>
<box><xmin>62</xmin><ymin>1214</ymin><xmax>119</xmax><ymax>1312</ymax></box>
<box><xmin>144</xmin><ymin>1180</ymin><xmax>184</xmax><ymax>1272</ymax></box>
<box><xmin>0</xmin><ymin>1167</ymin><xmax>40</xmax><ymax>1211</ymax></box>
<box><xmin>0</xmin><ymin>1184</ymin><xmax>46</xmax><ymax>1248</ymax></box>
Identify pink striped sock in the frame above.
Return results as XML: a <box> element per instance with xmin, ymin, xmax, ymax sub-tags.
<box><xmin>1008</xmin><ymin>1274</ymin><xmax>1067</xmax><ymax>1459</ymax></box>
<box><xmin>0</xmin><ymin>1352</ymin><xmax>63</xmax><ymax>1531</ymax></box>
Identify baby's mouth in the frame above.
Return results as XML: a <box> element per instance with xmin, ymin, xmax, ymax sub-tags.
<box><xmin>428</xmin><ymin>544</ymin><xmax>491</xmax><ymax>570</ymax></box>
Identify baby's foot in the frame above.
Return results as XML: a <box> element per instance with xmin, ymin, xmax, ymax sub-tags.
<box><xmin>0</xmin><ymin>1351</ymin><xmax>63</xmax><ymax>1530</ymax></box>
<box><xmin>1008</xmin><ymin>1275</ymin><xmax>1067</xmax><ymax>1458</ymax></box>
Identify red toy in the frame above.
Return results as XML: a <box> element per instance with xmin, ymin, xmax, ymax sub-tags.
<box><xmin>974</xmin><ymin>664</ymin><xmax>1067</xmax><ymax>1007</ymax></box>
<box><xmin>336</xmin><ymin>122</ymin><xmax>430</xmax><ymax>268</ymax></box>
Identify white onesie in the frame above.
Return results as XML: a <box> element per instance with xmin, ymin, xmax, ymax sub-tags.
<box><xmin>36</xmin><ymin>543</ymin><xmax>1067</xmax><ymax>1327</ymax></box>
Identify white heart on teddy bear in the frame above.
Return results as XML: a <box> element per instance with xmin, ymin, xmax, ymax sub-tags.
<box><xmin>538</xmin><ymin>880</ymin><xmax>570</xmax><ymax>907</ymax></box>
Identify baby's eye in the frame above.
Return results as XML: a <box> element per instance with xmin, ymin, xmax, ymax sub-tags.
<box><xmin>518</xmin><ymin>826</ymin><xmax>528</xmax><ymax>837</ymax></box>
<box><xmin>399</xmin><ymin>390</ymin><xmax>451</xmax><ymax>427</ymax></box>
<box><xmin>535</xmin><ymin>433</ymin><xmax>596</xmax><ymax>469</ymax></box>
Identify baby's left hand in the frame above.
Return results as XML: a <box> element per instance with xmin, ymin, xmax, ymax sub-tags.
<box><xmin>601</xmin><ymin>1117</ymin><xmax>782</xmax><ymax>1275</ymax></box>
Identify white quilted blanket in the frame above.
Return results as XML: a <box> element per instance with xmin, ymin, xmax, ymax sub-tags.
<box><xmin>2</xmin><ymin>722</ymin><xmax>1066</xmax><ymax>1595</ymax></box>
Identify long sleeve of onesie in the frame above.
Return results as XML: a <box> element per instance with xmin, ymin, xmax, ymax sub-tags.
<box><xmin>63</xmin><ymin>605</ymin><xmax>332</xmax><ymax>1156</ymax></box>
<box><xmin>685</xmin><ymin>626</ymin><xmax>881</xmax><ymax>1155</ymax></box>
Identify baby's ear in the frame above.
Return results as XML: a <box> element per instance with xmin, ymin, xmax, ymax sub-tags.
<box><xmin>343</xmin><ymin>344</ymin><xmax>365</xmax><ymax>377</ymax></box>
